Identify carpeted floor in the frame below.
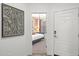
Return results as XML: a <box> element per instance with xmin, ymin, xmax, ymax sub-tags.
<box><xmin>32</xmin><ymin>39</ymin><xmax>47</xmax><ymax>56</ymax></box>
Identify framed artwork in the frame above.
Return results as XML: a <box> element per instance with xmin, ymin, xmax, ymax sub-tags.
<box><xmin>2</xmin><ymin>3</ymin><xmax>24</xmax><ymax>37</ymax></box>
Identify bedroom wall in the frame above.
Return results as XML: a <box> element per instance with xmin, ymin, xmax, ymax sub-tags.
<box><xmin>0</xmin><ymin>3</ymin><xmax>32</xmax><ymax>56</ymax></box>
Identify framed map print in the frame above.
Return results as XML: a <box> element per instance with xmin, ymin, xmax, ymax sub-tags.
<box><xmin>2</xmin><ymin>3</ymin><xmax>24</xmax><ymax>37</ymax></box>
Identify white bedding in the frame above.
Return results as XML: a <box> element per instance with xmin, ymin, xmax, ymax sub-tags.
<box><xmin>32</xmin><ymin>33</ymin><xmax>44</xmax><ymax>41</ymax></box>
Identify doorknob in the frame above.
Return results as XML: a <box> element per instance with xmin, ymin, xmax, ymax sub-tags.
<box><xmin>54</xmin><ymin>30</ymin><xmax>56</xmax><ymax>34</ymax></box>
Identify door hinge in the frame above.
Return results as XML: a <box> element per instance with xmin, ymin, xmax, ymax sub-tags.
<box><xmin>78</xmin><ymin>34</ymin><xmax>79</xmax><ymax>37</ymax></box>
<box><xmin>78</xmin><ymin>13</ymin><xmax>79</xmax><ymax>17</ymax></box>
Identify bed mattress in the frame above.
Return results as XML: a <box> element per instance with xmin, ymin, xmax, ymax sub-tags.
<box><xmin>32</xmin><ymin>33</ymin><xmax>44</xmax><ymax>41</ymax></box>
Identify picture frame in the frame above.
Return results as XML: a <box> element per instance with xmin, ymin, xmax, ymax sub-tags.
<box><xmin>1</xmin><ymin>3</ymin><xmax>24</xmax><ymax>37</ymax></box>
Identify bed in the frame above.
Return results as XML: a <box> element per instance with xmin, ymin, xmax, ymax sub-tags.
<box><xmin>32</xmin><ymin>33</ymin><xmax>44</xmax><ymax>45</ymax></box>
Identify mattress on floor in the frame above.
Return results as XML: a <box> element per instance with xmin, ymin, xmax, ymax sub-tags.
<box><xmin>32</xmin><ymin>33</ymin><xmax>44</xmax><ymax>41</ymax></box>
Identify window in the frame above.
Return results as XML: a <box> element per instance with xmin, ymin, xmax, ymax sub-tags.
<box><xmin>32</xmin><ymin>13</ymin><xmax>46</xmax><ymax>34</ymax></box>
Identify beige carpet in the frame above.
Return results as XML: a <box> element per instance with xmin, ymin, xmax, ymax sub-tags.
<box><xmin>32</xmin><ymin>39</ymin><xmax>47</xmax><ymax>56</ymax></box>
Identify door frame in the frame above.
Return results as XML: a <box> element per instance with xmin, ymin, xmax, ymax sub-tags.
<box><xmin>31</xmin><ymin>12</ymin><xmax>48</xmax><ymax>55</ymax></box>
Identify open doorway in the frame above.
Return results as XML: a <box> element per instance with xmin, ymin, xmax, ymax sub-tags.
<box><xmin>32</xmin><ymin>13</ymin><xmax>47</xmax><ymax>56</ymax></box>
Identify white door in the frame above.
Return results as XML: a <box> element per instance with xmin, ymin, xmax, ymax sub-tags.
<box><xmin>54</xmin><ymin>8</ymin><xmax>79</xmax><ymax>56</ymax></box>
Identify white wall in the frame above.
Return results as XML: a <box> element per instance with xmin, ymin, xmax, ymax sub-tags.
<box><xmin>0</xmin><ymin>3</ymin><xmax>79</xmax><ymax>56</ymax></box>
<box><xmin>0</xmin><ymin>3</ymin><xmax>54</xmax><ymax>56</ymax></box>
<box><xmin>0</xmin><ymin>3</ymin><xmax>32</xmax><ymax>56</ymax></box>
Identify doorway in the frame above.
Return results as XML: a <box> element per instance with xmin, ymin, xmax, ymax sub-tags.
<box><xmin>54</xmin><ymin>8</ymin><xmax>78</xmax><ymax>56</ymax></box>
<box><xmin>32</xmin><ymin>13</ymin><xmax>47</xmax><ymax>56</ymax></box>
